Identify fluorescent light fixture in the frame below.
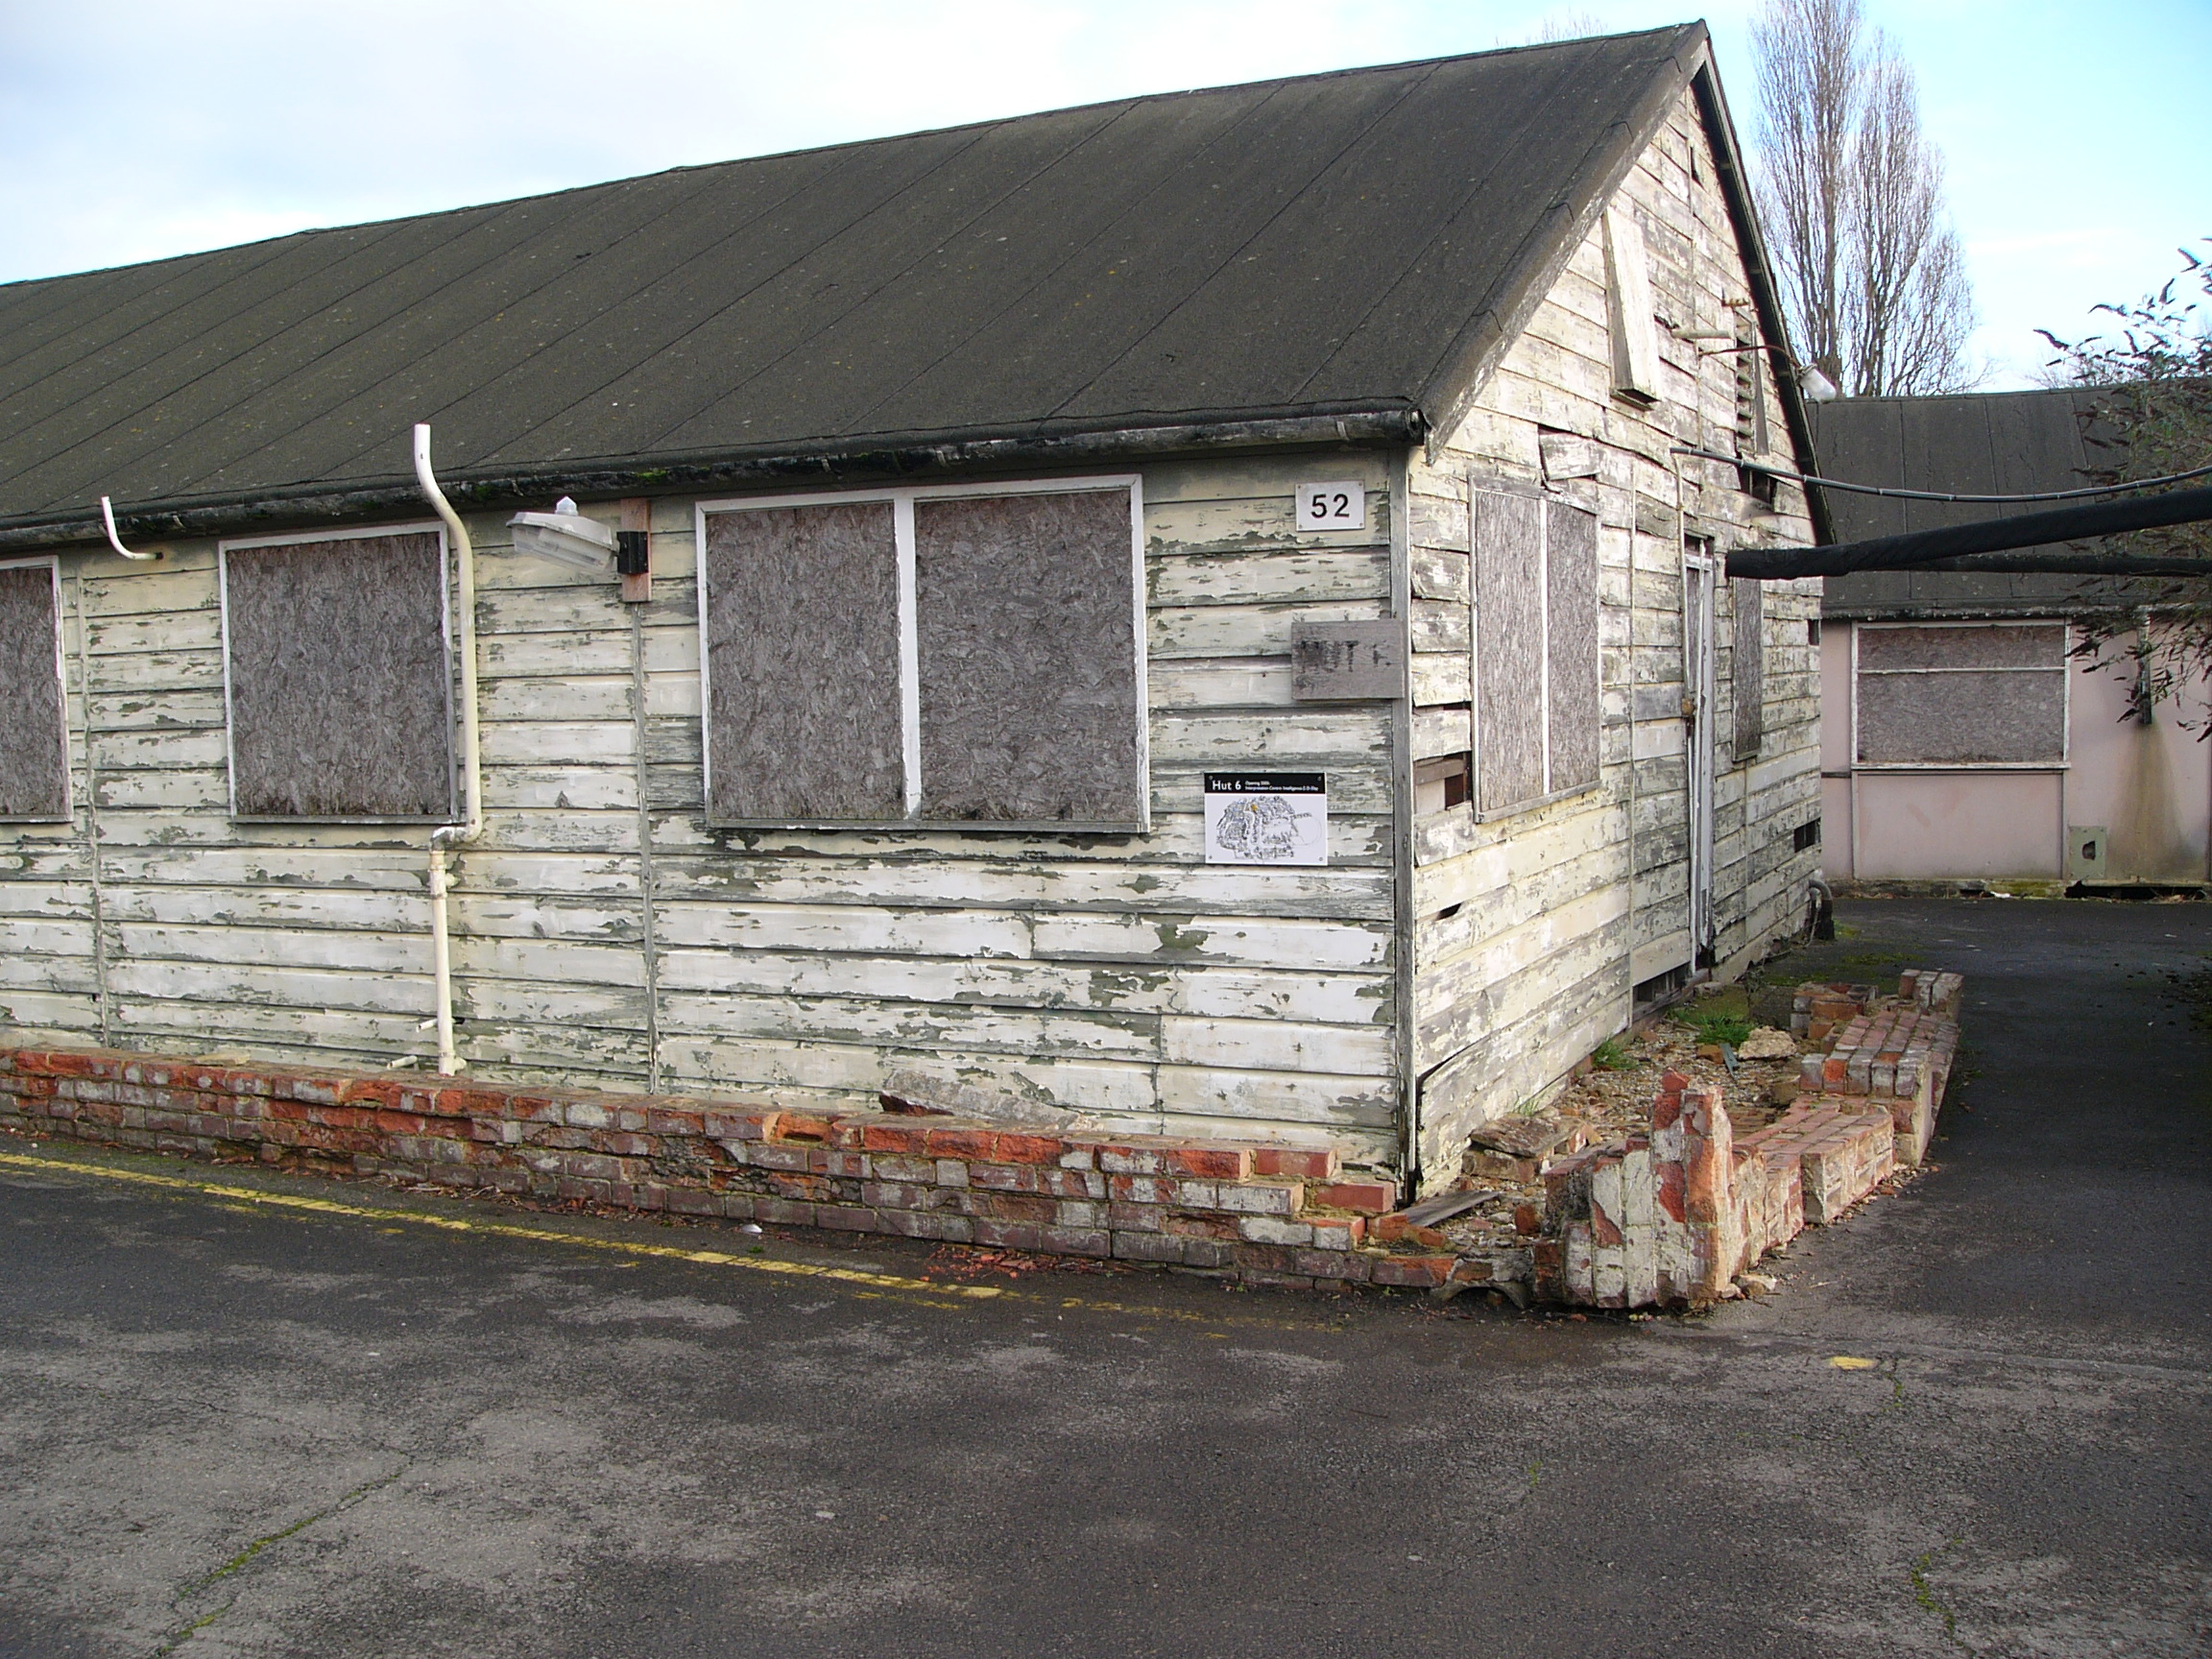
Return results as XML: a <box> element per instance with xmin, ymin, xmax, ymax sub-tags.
<box><xmin>508</xmin><ymin>496</ymin><xmax>617</xmax><ymax>573</ymax></box>
<box><xmin>1799</xmin><ymin>366</ymin><xmax>1840</xmax><ymax>403</ymax></box>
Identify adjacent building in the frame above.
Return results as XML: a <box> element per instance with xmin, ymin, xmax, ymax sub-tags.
<box><xmin>1812</xmin><ymin>389</ymin><xmax>2210</xmax><ymax>889</ymax></box>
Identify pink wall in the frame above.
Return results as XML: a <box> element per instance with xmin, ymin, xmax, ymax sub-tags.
<box><xmin>2065</xmin><ymin>653</ymin><xmax>2212</xmax><ymax>883</ymax></box>
<box><xmin>1853</xmin><ymin>771</ymin><xmax>2064</xmax><ymax>880</ymax></box>
<box><xmin>1820</xmin><ymin>619</ymin><xmax>2210</xmax><ymax>885</ymax></box>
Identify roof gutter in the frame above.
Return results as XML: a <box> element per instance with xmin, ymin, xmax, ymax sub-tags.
<box><xmin>0</xmin><ymin>406</ymin><xmax>1425</xmax><ymax>552</ymax></box>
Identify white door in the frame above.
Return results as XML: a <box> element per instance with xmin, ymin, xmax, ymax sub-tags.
<box><xmin>1684</xmin><ymin>553</ymin><xmax>1718</xmax><ymax>967</ymax></box>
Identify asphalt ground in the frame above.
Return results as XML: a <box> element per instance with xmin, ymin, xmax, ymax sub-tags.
<box><xmin>1</xmin><ymin>898</ymin><xmax>2207</xmax><ymax>1658</ymax></box>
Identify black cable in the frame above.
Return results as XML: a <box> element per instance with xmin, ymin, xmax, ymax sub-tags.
<box><xmin>1671</xmin><ymin>445</ymin><xmax>2212</xmax><ymax>503</ymax></box>
<box><xmin>1727</xmin><ymin>484</ymin><xmax>2212</xmax><ymax>580</ymax></box>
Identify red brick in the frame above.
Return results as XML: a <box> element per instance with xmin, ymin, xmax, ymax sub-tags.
<box><xmin>1373</xmin><ymin>1213</ymin><xmax>1449</xmax><ymax>1246</ymax></box>
<box><xmin>1307</xmin><ymin>1215</ymin><xmax>1365</xmax><ymax>1250</ymax></box>
<box><xmin>1372</xmin><ymin>1255</ymin><xmax>1453</xmax><ymax>1287</ymax></box>
<box><xmin>1295</xmin><ymin>1248</ymin><xmax>1370</xmax><ymax>1281</ymax></box>
<box><xmin>924</xmin><ymin>1126</ymin><xmax>998</xmax><ymax>1161</ymax></box>
<box><xmin>1092</xmin><ymin>1142</ymin><xmax>1168</xmax><ymax>1176</ymax></box>
<box><xmin>816</xmin><ymin>1205</ymin><xmax>880</xmax><ymax>1234</ymax></box>
<box><xmin>1037</xmin><ymin>1167</ymin><xmax>1102</xmax><ymax>1200</ymax></box>
<box><xmin>972</xmin><ymin>1219</ymin><xmax>1041</xmax><ymax>1251</ymax></box>
<box><xmin>959</xmin><ymin>1191</ymin><xmax>1055</xmax><ymax>1225</ymax></box>
<box><xmin>770</xmin><ymin>1113</ymin><xmax>835</xmax><ymax>1144</ymax></box>
<box><xmin>1230</xmin><ymin>1242</ymin><xmax>1304</xmax><ymax>1274</ymax></box>
<box><xmin>1106</xmin><ymin>1173</ymin><xmax>1176</xmax><ymax>1205</ymax></box>
<box><xmin>767</xmin><ymin>1172</ymin><xmax>836</xmax><ymax>1203</ymax></box>
<box><xmin>1254</xmin><ymin>1146</ymin><xmax>1338</xmax><ymax>1180</ymax></box>
<box><xmin>877</xmin><ymin>1209</ymin><xmax>973</xmax><ymax>1242</ymax></box>
<box><xmin>1315</xmin><ymin>1180</ymin><xmax>1395</xmax><ymax>1214</ymax></box>
<box><xmin>990</xmin><ymin>1132</ymin><xmax>1064</xmax><ymax>1166</ymax></box>
<box><xmin>1164</xmin><ymin>1144</ymin><xmax>1252</xmax><ymax>1180</ymax></box>
<box><xmin>856</xmin><ymin>1120</ymin><xmax>931</xmax><ymax>1154</ymax></box>
<box><xmin>861</xmin><ymin>1181</ymin><xmax>941</xmax><ymax>1211</ymax></box>
<box><xmin>646</xmin><ymin>1106</ymin><xmax>707</xmax><ymax>1138</ymax></box>
<box><xmin>743</xmin><ymin>1143</ymin><xmax>814</xmax><ymax>1172</ymax></box>
<box><xmin>1037</xmin><ymin>1225</ymin><xmax>1111</xmax><ymax>1258</ymax></box>
<box><xmin>1111</xmin><ymin>1232</ymin><xmax>1186</xmax><ymax>1264</ymax></box>
<box><xmin>1163</xmin><ymin>1214</ymin><xmax>1238</xmax><ymax>1241</ymax></box>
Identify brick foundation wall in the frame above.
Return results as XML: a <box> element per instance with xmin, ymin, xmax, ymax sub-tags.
<box><xmin>0</xmin><ymin>1045</ymin><xmax>1474</xmax><ymax>1293</ymax></box>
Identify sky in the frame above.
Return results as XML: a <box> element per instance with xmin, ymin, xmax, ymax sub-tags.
<box><xmin>2</xmin><ymin>1</ymin><xmax>2205</xmax><ymax>389</ymax></box>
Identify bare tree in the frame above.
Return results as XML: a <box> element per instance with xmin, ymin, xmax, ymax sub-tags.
<box><xmin>1750</xmin><ymin>0</ymin><xmax>1978</xmax><ymax>396</ymax></box>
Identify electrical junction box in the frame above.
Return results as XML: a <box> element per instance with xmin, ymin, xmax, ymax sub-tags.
<box><xmin>2066</xmin><ymin>826</ymin><xmax>2108</xmax><ymax>881</ymax></box>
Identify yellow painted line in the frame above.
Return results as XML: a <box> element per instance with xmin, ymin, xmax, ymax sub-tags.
<box><xmin>0</xmin><ymin>1148</ymin><xmax>1349</xmax><ymax>1334</ymax></box>
<box><xmin>0</xmin><ymin>1149</ymin><xmax>1000</xmax><ymax>1302</ymax></box>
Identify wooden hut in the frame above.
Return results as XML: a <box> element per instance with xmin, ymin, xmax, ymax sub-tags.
<box><xmin>0</xmin><ymin>25</ymin><xmax>1823</xmax><ymax>1191</ymax></box>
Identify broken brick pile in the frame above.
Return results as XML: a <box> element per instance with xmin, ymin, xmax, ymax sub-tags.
<box><xmin>1791</xmin><ymin>969</ymin><xmax>1961</xmax><ymax>1165</ymax></box>
<box><xmin>0</xmin><ymin>1044</ymin><xmax>1478</xmax><ymax>1292</ymax></box>
<box><xmin>1531</xmin><ymin>971</ymin><xmax>1960</xmax><ymax>1309</ymax></box>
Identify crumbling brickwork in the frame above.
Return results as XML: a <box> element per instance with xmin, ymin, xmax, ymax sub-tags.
<box><xmin>1791</xmin><ymin>970</ymin><xmax>1961</xmax><ymax>1163</ymax></box>
<box><xmin>1532</xmin><ymin>971</ymin><xmax>1960</xmax><ymax>1307</ymax></box>
<box><xmin>0</xmin><ymin>1045</ymin><xmax>1465</xmax><ymax>1293</ymax></box>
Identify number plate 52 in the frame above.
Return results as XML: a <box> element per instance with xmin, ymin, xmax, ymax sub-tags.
<box><xmin>1295</xmin><ymin>480</ymin><xmax>1366</xmax><ymax>532</ymax></box>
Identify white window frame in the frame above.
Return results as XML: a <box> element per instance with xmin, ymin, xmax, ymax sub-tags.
<box><xmin>0</xmin><ymin>553</ymin><xmax>71</xmax><ymax>824</ymax></box>
<box><xmin>1850</xmin><ymin>618</ymin><xmax>2071</xmax><ymax>772</ymax></box>
<box><xmin>217</xmin><ymin>520</ymin><xmax>456</xmax><ymax>823</ymax></box>
<box><xmin>695</xmin><ymin>473</ymin><xmax>1149</xmax><ymax>832</ymax></box>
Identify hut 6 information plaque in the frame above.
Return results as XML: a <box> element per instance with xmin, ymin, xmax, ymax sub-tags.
<box><xmin>1204</xmin><ymin>773</ymin><xmax>1328</xmax><ymax>866</ymax></box>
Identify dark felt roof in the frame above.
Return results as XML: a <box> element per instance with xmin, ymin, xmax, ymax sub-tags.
<box><xmin>0</xmin><ymin>26</ymin><xmax>1716</xmax><ymax>539</ymax></box>
<box><xmin>1810</xmin><ymin>388</ymin><xmax>2152</xmax><ymax>617</ymax></box>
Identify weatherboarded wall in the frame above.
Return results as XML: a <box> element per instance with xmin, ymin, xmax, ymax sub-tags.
<box><xmin>1403</xmin><ymin>88</ymin><xmax>1821</xmax><ymax>1175</ymax></box>
<box><xmin>0</xmin><ymin>453</ymin><xmax>1406</xmax><ymax>1169</ymax></box>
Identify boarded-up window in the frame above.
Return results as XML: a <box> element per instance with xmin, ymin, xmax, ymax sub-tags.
<box><xmin>1732</xmin><ymin>579</ymin><xmax>1765</xmax><ymax>763</ymax></box>
<box><xmin>914</xmin><ymin>492</ymin><xmax>1143</xmax><ymax>824</ymax></box>
<box><xmin>1473</xmin><ymin>488</ymin><xmax>1600</xmax><ymax>814</ymax></box>
<box><xmin>700</xmin><ymin>480</ymin><xmax>1145</xmax><ymax>828</ymax></box>
<box><xmin>704</xmin><ymin>501</ymin><xmax>902</xmax><ymax>822</ymax></box>
<box><xmin>1855</xmin><ymin>623</ymin><xmax>2067</xmax><ymax>765</ymax></box>
<box><xmin>0</xmin><ymin>560</ymin><xmax>68</xmax><ymax>820</ymax></box>
<box><xmin>222</xmin><ymin>530</ymin><xmax>453</xmax><ymax>820</ymax></box>
<box><xmin>1546</xmin><ymin>504</ymin><xmax>1600</xmax><ymax>794</ymax></box>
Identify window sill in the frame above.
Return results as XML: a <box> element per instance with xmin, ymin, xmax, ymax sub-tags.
<box><xmin>231</xmin><ymin>813</ymin><xmax>460</xmax><ymax>826</ymax></box>
<box><xmin>708</xmin><ymin>816</ymin><xmax>1152</xmax><ymax>835</ymax></box>
<box><xmin>1849</xmin><ymin>762</ymin><xmax>2069</xmax><ymax>774</ymax></box>
<box><xmin>1473</xmin><ymin>780</ymin><xmax>1606</xmax><ymax>826</ymax></box>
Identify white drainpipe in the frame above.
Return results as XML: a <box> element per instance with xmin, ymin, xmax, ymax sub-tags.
<box><xmin>412</xmin><ymin>423</ymin><xmax>484</xmax><ymax>1075</ymax></box>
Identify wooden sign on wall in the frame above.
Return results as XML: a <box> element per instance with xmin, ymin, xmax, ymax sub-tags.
<box><xmin>1291</xmin><ymin>618</ymin><xmax>1403</xmax><ymax>701</ymax></box>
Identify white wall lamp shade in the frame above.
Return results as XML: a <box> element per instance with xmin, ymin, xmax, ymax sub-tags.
<box><xmin>1798</xmin><ymin>366</ymin><xmax>1841</xmax><ymax>403</ymax></box>
<box><xmin>507</xmin><ymin>497</ymin><xmax>617</xmax><ymax>572</ymax></box>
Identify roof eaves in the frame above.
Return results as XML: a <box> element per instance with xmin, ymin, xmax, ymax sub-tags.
<box><xmin>0</xmin><ymin>400</ymin><xmax>1424</xmax><ymax>553</ymax></box>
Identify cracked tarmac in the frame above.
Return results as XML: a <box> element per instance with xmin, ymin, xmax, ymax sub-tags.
<box><xmin>1</xmin><ymin>899</ymin><xmax>2207</xmax><ymax>1656</ymax></box>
